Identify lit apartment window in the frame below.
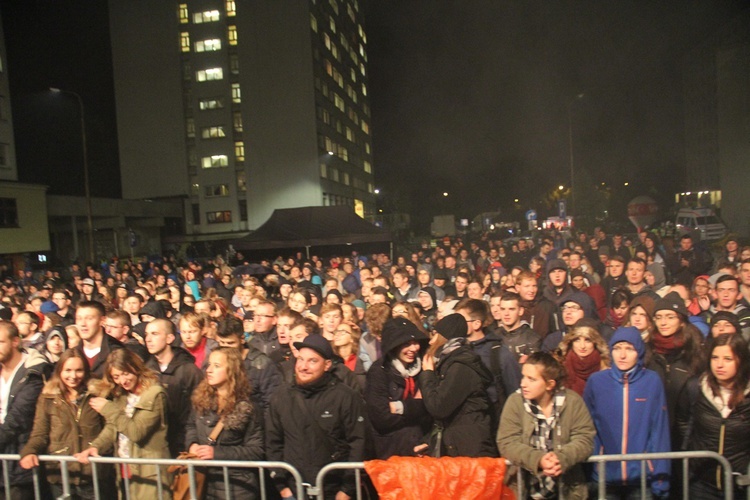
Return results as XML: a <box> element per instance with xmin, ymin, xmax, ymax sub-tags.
<box><xmin>226</xmin><ymin>0</ymin><xmax>236</xmax><ymax>16</ymax></box>
<box><xmin>180</xmin><ymin>32</ymin><xmax>190</xmax><ymax>52</ymax></box>
<box><xmin>343</xmin><ymin>172</ymin><xmax>350</xmax><ymax>185</ymax></box>
<box><xmin>0</xmin><ymin>198</ymin><xmax>18</xmax><ymax>227</ymax></box>
<box><xmin>338</xmin><ymin>147</ymin><xmax>348</xmax><ymax>162</ymax></box>
<box><xmin>179</xmin><ymin>4</ymin><xmax>189</xmax><ymax>24</ymax></box>
<box><xmin>363</xmin><ymin>103</ymin><xmax>370</xmax><ymax>117</ymax></box>
<box><xmin>365</xmin><ymin>142</ymin><xmax>371</xmax><ymax>154</ymax></box>
<box><xmin>329</xmin><ymin>16</ymin><xmax>336</xmax><ymax>34</ymax></box>
<box><xmin>328</xmin><ymin>0</ymin><xmax>339</xmax><ymax>14</ymax></box>
<box><xmin>199</xmin><ymin>97</ymin><xmax>224</xmax><ymax>110</ymax></box>
<box><xmin>195</xmin><ymin>39</ymin><xmax>221</xmax><ymax>52</ymax></box>
<box><xmin>354</xmin><ymin>0</ymin><xmax>360</xmax><ymax>12</ymax></box>
<box><xmin>206</xmin><ymin>211</ymin><xmax>232</xmax><ymax>224</ymax></box>
<box><xmin>347</xmin><ymin>4</ymin><xmax>355</xmax><ymax>22</ymax></box>
<box><xmin>361</xmin><ymin>120</ymin><xmax>369</xmax><ymax>135</ymax></box>
<box><xmin>331</xmin><ymin>43</ymin><xmax>339</xmax><ymax>61</ymax></box>
<box><xmin>323</xmin><ymin>33</ymin><xmax>331</xmax><ymax>50</ymax></box>
<box><xmin>367</xmin><ymin>182</ymin><xmax>373</xmax><ymax>194</ymax></box>
<box><xmin>321</xmin><ymin>109</ymin><xmax>330</xmax><ymax>124</ymax></box>
<box><xmin>201</xmin><ymin>126</ymin><xmax>226</xmax><ymax>139</ymax></box>
<box><xmin>324</xmin><ymin>137</ymin><xmax>334</xmax><ymax>153</ymax></box>
<box><xmin>186</xmin><ymin>118</ymin><xmax>195</xmax><ymax>138</ymax></box>
<box><xmin>334</xmin><ymin>70</ymin><xmax>344</xmax><ymax>88</ymax></box>
<box><xmin>330</xmin><ymin>167</ymin><xmax>339</xmax><ymax>183</ymax></box>
<box><xmin>237</xmin><ymin>171</ymin><xmax>247</xmax><ymax>192</ymax></box>
<box><xmin>233</xmin><ymin>112</ymin><xmax>243</xmax><ymax>132</ymax></box>
<box><xmin>204</xmin><ymin>184</ymin><xmax>229</xmax><ymax>198</ymax></box>
<box><xmin>235</xmin><ymin>141</ymin><xmax>245</xmax><ymax>162</ymax></box>
<box><xmin>340</xmin><ymin>33</ymin><xmax>349</xmax><ymax>51</ymax></box>
<box><xmin>320</xmin><ymin>164</ymin><xmax>327</xmax><ymax>178</ymax></box>
<box><xmin>364</xmin><ymin>160</ymin><xmax>372</xmax><ymax>173</ymax></box>
<box><xmin>228</xmin><ymin>26</ymin><xmax>238</xmax><ymax>46</ymax></box>
<box><xmin>196</xmin><ymin>67</ymin><xmax>223</xmax><ymax>82</ymax></box>
<box><xmin>336</xmin><ymin>120</ymin><xmax>343</xmax><ymax>134</ymax></box>
<box><xmin>321</xmin><ymin>82</ymin><xmax>329</xmax><ymax>98</ymax></box>
<box><xmin>358</xmin><ymin>24</ymin><xmax>366</xmax><ymax>43</ymax></box>
<box><xmin>230</xmin><ymin>54</ymin><xmax>239</xmax><ymax>74</ymax></box>
<box><xmin>361</xmin><ymin>83</ymin><xmax>367</xmax><ymax>96</ymax></box>
<box><xmin>350</xmin><ymin>68</ymin><xmax>356</xmax><ymax>83</ymax></box>
<box><xmin>325</xmin><ymin>60</ymin><xmax>333</xmax><ymax>77</ymax></box>
<box><xmin>231</xmin><ymin>83</ymin><xmax>241</xmax><ymax>103</ymax></box>
<box><xmin>201</xmin><ymin>155</ymin><xmax>228</xmax><ymax>168</ymax></box>
<box><xmin>193</xmin><ymin>10</ymin><xmax>220</xmax><ymax>23</ymax></box>
<box><xmin>345</xmin><ymin>127</ymin><xmax>353</xmax><ymax>142</ymax></box>
<box><xmin>310</xmin><ymin>13</ymin><xmax>318</xmax><ymax>32</ymax></box>
<box><xmin>360</xmin><ymin>62</ymin><xmax>365</xmax><ymax>76</ymax></box>
<box><xmin>333</xmin><ymin>94</ymin><xmax>345</xmax><ymax>112</ymax></box>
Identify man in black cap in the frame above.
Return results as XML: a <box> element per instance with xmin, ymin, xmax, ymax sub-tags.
<box><xmin>266</xmin><ymin>335</ymin><xmax>367</xmax><ymax>500</ymax></box>
<box><xmin>710</xmin><ymin>311</ymin><xmax>741</xmax><ymax>338</ymax></box>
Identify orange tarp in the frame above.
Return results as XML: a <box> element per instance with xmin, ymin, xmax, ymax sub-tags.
<box><xmin>364</xmin><ymin>456</ymin><xmax>516</xmax><ymax>500</ymax></box>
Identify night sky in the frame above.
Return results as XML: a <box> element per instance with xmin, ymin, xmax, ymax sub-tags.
<box><xmin>2</xmin><ymin>1</ymin><xmax>749</xmax><ymax>231</ymax></box>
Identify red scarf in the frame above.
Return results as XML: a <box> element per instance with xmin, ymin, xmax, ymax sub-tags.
<box><xmin>651</xmin><ymin>332</ymin><xmax>685</xmax><ymax>355</ymax></box>
<box><xmin>344</xmin><ymin>353</ymin><xmax>358</xmax><ymax>372</ymax></box>
<box><xmin>402</xmin><ymin>377</ymin><xmax>417</xmax><ymax>400</ymax></box>
<box><xmin>564</xmin><ymin>349</ymin><xmax>601</xmax><ymax>396</ymax></box>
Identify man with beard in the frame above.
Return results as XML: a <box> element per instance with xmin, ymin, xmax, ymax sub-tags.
<box><xmin>266</xmin><ymin>335</ymin><xmax>366</xmax><ymax>499</ymax></box>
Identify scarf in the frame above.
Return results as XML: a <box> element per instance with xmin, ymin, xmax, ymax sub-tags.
<box><xmin>435</xmin><ymin>337</ymin><xmax>464</xmax><ymax>365</ymax></box>
<box><xmin>564</xmin><ymin>349</ymin><xmax>601</xmax><ymax>396</ymax></box>
<box><xmin>606</xmin><ymin>309</ymin><xmax>625</xmax><ymax>328</ymax></box>
<box><xmin>523</xmin><ymin>389</ymin><xmax>566</xmax><ymax>499</ymax></box>
<box><xmin>391</xmin><ymin>358</ymin><xmax>422</xmax><ymax>400</ymax></box>
<box><xmin>650</xmin><ymin>332</ymin><xmax>685</xmax><ymax>355</ymax></box>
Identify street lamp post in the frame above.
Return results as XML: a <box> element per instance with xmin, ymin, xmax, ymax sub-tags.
<box><xmin>50</xmin><ymin>87</ymin><xmax>95</xmax><ymax>264</ymax></box>
<box><xmin>567</xmin><ymin>93</ymin><xmax>584</xmax><ymax>218</ymax></box>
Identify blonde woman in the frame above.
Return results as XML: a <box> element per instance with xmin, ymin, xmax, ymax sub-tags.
<box><xmin>555</xmin><ymin>318</ymin><xmax>610</xmax><ymax>396</ymax></box>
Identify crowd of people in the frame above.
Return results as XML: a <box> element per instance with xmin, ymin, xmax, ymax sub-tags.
<box><xmin>0</xmin><ymin>226</ymin><xmax>749</xmax><ymax>499</ymax></box>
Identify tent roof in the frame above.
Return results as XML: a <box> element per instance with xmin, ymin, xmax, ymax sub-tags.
<box><xmin>232</xmin><ymin>206</ymin><xmax>391</xmax><ymax>250</ymax></box>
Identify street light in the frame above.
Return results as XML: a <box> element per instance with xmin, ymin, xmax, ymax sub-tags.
<box><xmin>567</xmin><ymin>93</ymin><xmax>584</xmax><ymax>217</ymax></box>
<box><xmin>50</xmin><ymin>87</ymin><xmax>94</xmax><ymax>263</ymax></box>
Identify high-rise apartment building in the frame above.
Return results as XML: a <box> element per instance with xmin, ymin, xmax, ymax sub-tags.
<box><xmin>109</xmin><ymin>0</ymin><xmax>375</xmax><ymax>235</ymax></box>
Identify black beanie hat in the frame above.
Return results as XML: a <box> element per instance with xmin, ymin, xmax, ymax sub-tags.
<box><xmin>434</xmin><ymin>313</ymin><xmax>468</xmax><ymax>340</ymax></box>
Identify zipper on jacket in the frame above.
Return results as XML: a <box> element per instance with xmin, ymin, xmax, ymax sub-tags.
<box><xmin>621</xmin><ymin>373</ymin><xmax>629</xmax><ymax>484</ymax></box>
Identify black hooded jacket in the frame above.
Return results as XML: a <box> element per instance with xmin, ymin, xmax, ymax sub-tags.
<box><xmin>145</xmin><ymin>346</ymin><xmax>204</xmax><ymax>457</ymax></box>
<box><xmin>417</xmin><ymin>344</ymin><xmax>499</xmax><ymax>457</ymax></box>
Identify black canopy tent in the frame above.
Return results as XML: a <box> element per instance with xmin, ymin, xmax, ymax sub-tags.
<box><xmin>232</xmin><ymin>206</ymin><xmax>392</xmax><ymax>258</ymax></box>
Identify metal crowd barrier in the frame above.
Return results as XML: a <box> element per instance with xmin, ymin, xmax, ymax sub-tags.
<box><xmin>314</xmin><ymin>452</ymin><xmax>738</xmax><ymax>500</ymax></box>
<box><xmin>0</xmin><ymin>454</ymin><xmax>305</xmax><ymax>500</ymax></box>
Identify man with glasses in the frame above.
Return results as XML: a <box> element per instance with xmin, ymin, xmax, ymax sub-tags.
<box><xmin>51</xmin><ymin>288</ymin><xmax>75</xmax><ymax>325</ymax></box>
<box><xmin>249</xmin><ymin>300</ymin><xmax>280</xmax><ymax>357</ymax></box>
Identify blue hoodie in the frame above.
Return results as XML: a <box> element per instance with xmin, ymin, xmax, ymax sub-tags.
<box><xmin>583</xmin><ymin>326</ymin><xmax>671</xmax><ymax>497</ymax></box>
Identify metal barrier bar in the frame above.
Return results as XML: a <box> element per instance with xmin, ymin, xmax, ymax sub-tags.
<box><xmin>314</xmin><ymin>462</ymin><xmax>365</xmax><ymax>500</ymax></box>
<box><xmin>0</xmin><ymin>455</ymin><xmax>305</xmax><ymax>500</ymax></box>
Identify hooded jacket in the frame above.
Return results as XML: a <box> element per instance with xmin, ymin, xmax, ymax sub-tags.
<box><xmin>20</xmin><ymin>380</ymin><xmax>107</xmax><ymax>485</ymax></box>
<box><xmin>417</xmin><ymin>343</ymin><xmax>498</xmax><ymax>457</ymax></box>
<box><xmin>145</xmin><ymin>346</ymin><xmax>204</xmax><ymax>457</ymax></box>
<box><xmin>0</xmin><ymin>349</ymin><xmax>50</xmax><ymax>484</ymax></box>
<box><xmin>266</xmin><ymin>372</ymin><xmax>367</xmax><ymax>497</ymax></box>
<box><xmin>583</xmin><ymin>327</ymin><xmax>671</xmax><ymax>497</ymax></box>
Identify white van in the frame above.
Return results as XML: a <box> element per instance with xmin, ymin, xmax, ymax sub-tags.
<box><xmin>675</xmin><ymin>208</ymin><xmax>727</xmax><ymax>241</ymax></box>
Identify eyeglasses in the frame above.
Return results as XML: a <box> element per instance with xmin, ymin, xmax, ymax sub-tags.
<box><xmin>561</xmin><ymin>305</ymin><xmax>582</xmax><ymax>312</ymax></box>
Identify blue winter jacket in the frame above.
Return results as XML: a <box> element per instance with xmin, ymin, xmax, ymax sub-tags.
<box><xmin>583</xmin><ymin>327</ymin><xmax>671</xmax><ymax>498</ymax></box>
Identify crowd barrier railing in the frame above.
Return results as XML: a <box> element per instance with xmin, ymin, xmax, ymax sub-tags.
<box><xmin>314</xmin><ymin>452</ymin><xmax>737</xmax><ymax>500</ymax></box>
<box><xmin>0</xmin><ymin>454</ymin><xmax>305</xmax><ymax>500</ymax></box>
<box><xmin>0</xmin><ymin>451</ymin><xmax>740</xmax><ymax>500</ymax></box>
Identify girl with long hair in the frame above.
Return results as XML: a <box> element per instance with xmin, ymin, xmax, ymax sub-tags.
<box><xmin>332</xmin><ymin>321</ymin><xmax>367</xmax><ymax>389</ymax></box>
<box><xmin>681</xmin><ymin>334</ymin><xmax>750</xmax><ymax>498</ymax></box>
<box><xmin>555</xmin><ymin>319</ymin><xmax>610</xmax><ymax>396</ymax></box>
<box><xmin>498</xmin><ymin>352</ymin><xmax>595</xmax><ymax>499</ymax></box>
<box><xmin>75</xmin><ymin>349</ymin><xmax>171</xmax><ymax>499</ymax></box>
<box><xmin>21</xmin><ymin>350</ymin><xmax>113</xmax><ymax>499</ymax></box>
<box><xmin>186</xmin><ymin>348</ymin><xmax>263</xmax><ymax>499</ymax></box>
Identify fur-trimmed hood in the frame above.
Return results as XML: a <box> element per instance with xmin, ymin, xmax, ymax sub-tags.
<box><xmin>221</xmin><ymin>399</ymin><xmax>254</xmax><ymax>431</ymax></box>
